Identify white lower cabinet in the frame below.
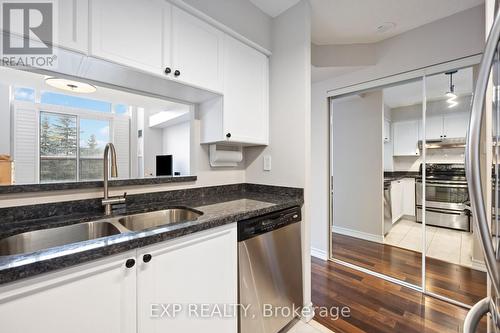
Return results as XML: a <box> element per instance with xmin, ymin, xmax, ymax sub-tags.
<box><xmin>0</xmin><ymin>251</ymin><xmax>137</xmax><ymax>333</ymax></box>
<box><xmin>0</xmin><ymin>224</ymin><xmax>238</xmax><ymax>333</ymax></box>
<box><xmin>137</xmin><ymin>223</ymin><xmax>237</xmax><ymax>333</ymax></box>
<box><xmin>391</xmin><ymin>178</ymin><xmax>415</xmax><ymax>223</ymax></box>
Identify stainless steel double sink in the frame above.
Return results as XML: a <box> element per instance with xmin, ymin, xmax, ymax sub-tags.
<box><xmin>0</xmin><ymin>208</ymin><xmax>203</xmax><ymax>257</ymax></box>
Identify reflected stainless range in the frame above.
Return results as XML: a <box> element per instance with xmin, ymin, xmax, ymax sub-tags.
<box><xmin>416</xmin><ymin>163</ymin><xmax>471</xmax><ymax>231</ymax></box>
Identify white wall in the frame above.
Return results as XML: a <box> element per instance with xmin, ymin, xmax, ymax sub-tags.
<box><xmin>0</xmin><ymin>84</ymin><xmax>10</xmax><ymax>156</ymax></box>
<box><xmin>162</xmin><ymin>121</ymin><xmax>190</xmax><ymax>176</ymax></box>
<box><xmin>311</xmin><ymin>5</ymin><xmax>485</xmax><ymax>256</ymax></box>
<box><xmin>245</xmin><ymin>0</ymin><xmax>312</xmax><ymax>316</ymax></box>
<box><xmin>181</xmin><ymin>0</ymin><xmax>272</xmax><ymax>51</ymax></box>
<box><xmin>142</xmin><ymin>109</ymin><xmax>164</xmax><ymax>177</ymax></box>
<box><xmin>332</xmin><ymin>91</ymin><xmax>384</xmax><ymax>238</ymax></box>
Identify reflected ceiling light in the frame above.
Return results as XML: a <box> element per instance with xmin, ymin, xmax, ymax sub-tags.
<box><xmin>445</xmin><ymin>70</ymin><xmax>458</xmax><ymax>108</ymax></box>
<box><xmin>45</xmin><ymin>78</ymin><xmax>97</xmax><ymax>93</ymax></box>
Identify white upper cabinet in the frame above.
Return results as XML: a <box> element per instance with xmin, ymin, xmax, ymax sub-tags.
<box><xmin>222</xmin><ymin>35</ymin><xmax>269</xmax><ymax>145</ymax></box>
<box><xmin>58</xmin><ymin>0</ymin><xmax>89</xmax><ymax>53</ymax></box>
<box><xmin>171</xmin><ymin>7</ymin><xmax>223</xmax><ymax>92</ymax></box>
<box><xmin>443</xmin><ymin>112</ymin><xmax>470</xmax><ymax>138</ymax></box>
<box><xmin>393</xmin><ymin>120</ymin><xmax>419</xmax><ymax>156</ymax></box>
<box><xmin>90</xmin><ymin>0</ymin><xmax>170</xmax><ymax>75</ymax></box>
<box><xmin>426</xmin><ymin>116</ymin><xmax>444</xmax><ymax>140</ymax></box>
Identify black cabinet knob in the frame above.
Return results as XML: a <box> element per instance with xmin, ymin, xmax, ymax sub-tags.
<box><xmin>125</xmin><ymin>259</ymin><xmax>135</xmax><ymax>268</ymax></box>
<box><xmin>165</xmin><ymin>67</ymin><xmax>172</xmax><ymax>74</ymax></box>
<box><xmin>143</xmin><ymin>254</ymin><xmax>152</xmax><ymax>263</ymax></box>
<box><xmin>174</xmin><ymin>70</ymin><xmax>181</xmax><ymax>77</ymax></box>
<box><xmin>226</xmin><ymin>133</ymin><xmax>231</xmax><ymax>139</ymax></box>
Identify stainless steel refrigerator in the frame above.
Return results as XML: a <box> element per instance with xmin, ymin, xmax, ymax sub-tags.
<box><xmin>465</xmin><ymin>3</ymin><xmax>500</xmax><ymax>331</ymax></box>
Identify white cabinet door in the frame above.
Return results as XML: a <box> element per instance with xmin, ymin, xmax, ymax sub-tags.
<box><xmin>426</xmin><ymin>116</ymin><xmax>444</xmax><ymax>140</ymax></box>
<box><xmin>58</xmin><ymin>0</ymin><xmax>88</xmax><ymax>53</ymax></box>
<box><xmin>391</xmin><ymin>180</ymin><xmax>403</xmax><ymax>223</ymax></box>
<box><xmin>443</xmin><ymin>112</ymin><xmax>470</xmax><ymax>139</ymax></box>
<box><xmin>402</xmin><ymin>178</ymin><xmax>415</xmax><ymax>216</ymax></box>
<box><xmin>0</xmin><ymin>252</ymin><xmax>137</xmax><ymax>333</ymax></box>
<box><xmin>171</xmin><ymin>7</ymin><xmax>223</xmax><ymax>92</ymax></box>
<box><xmin>90</xmin><ymin>0</ymin><xmax>170</xmax><ymax>75</ymax></box>
<box><xmin>383</xmin><ymin>119</ymin><xmax>391</xmax><ymax>142</ymax></box>
<box><xmin>137</xmin><ymin>224</ymin><xmax>238</xmax><ymax>333</ymax></box>
<box><xmin>223</xmin><ymin>35</ymin><xmax>269</xmax><ymax>145</ymax></box>
<box><xmin>393</xmin><ymin>120</ymin><xmax>419</xmax><ymax>156</ymax></box>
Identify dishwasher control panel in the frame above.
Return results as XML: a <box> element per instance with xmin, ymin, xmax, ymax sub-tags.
<box><xmin>237</xmin><ymin>206</ymin><xmax>302</xmax><ymax>241</ymax></box>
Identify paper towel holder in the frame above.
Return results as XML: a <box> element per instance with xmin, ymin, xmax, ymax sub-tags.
<box><xmin>209</xmin><ymin>144</ymin><xmax>243</xmax><ymax>167</ymax></box>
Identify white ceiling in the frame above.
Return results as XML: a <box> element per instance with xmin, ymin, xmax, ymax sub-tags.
<box><xmin>311</xmin><ymin>0</ymin><xmax>484</xmax><ymax>45</ymax></box>
<box><xmin>249</xmin><ymin>0</ymin><xmax>300</xmax><ymax>17</ymax></box>
<box><xmin>383</xmin><ymin>67</ymin><xmax>473</xmax><ymax>109</ymax></box>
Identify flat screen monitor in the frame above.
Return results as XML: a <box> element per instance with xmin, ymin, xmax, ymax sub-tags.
<box><xmin>156</xmin><ymin>155</ymin><xmax>173</xmax><ymax>176</ymax></box>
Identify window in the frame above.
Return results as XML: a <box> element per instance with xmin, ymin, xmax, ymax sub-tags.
<box><xmin>40</xmin><ymin>112</ymin><xmax>78</xmax><ymax>183</ymax></box>
<box><xmin>13</xmin><ymin>87</ymin><xmax>35</xmax><ymax>102</ymax></box>
<box><xmin>80</xmin><ymin>119</ymin><xmax>110</xmax><ymax>181</ymax></box>
<box><xmin>40</xmin><ymin>91</ymin><xmax>112</xmax><ymax>113</ymax></box>
<box><xmin>114</xmin><ymin>104</ymin><xmax>129</xmax><ymax>115</ymax></box>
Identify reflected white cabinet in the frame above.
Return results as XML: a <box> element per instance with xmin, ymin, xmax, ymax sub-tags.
<box><xmin>171</xmin><ymin>7</ymin><xmax>223</xmax><ymax>92</ymax></box>
<box><xmin>383</xmin><ymin>119</ymin><xmax>391</xmax><ymax>142</ymax></box>
<box><xmin>391</xmin><ymin>178</ymin><xmax>415</xmax><ymax>223</ymax></box>
<box><xmin>0</xmin><ymin>252</ymin><xmax>137</xmax><ymax>333</ymax></box>
<box><xmin>90</xmin><ymin>0</ymin><xmax>170</xmax><ymax>75</ymax></box>
<box><xmin>402</xmin><ymin>178</ymin><xmax>415</xmax><ymax>216</ymax></box>
<box><xmin>425</xmin><ymin>116</ymin><xmax>443</xmax><ymax>140</ymax></box>
<box><xmin>391</xmin><ymin>180</ymin><xmax>403</xmax><ymax>223</ymax></box>
<box><xmin>443</xmin><ymin>112</ymin><xmax>470</xmax><ymax>138</ymax></box>
<box><xmin>200</xmin><ymin>35</ymin><xmax>269</xmax><ymax>146</ymax></box>
<box><xmin>58</xmin><ymin>0</ymin><xmax>89</xmax><ymax>53</ymax></box>
<box><xmin>393</xmin><ymin>120</ymin><xmax>419</xmax><ymax>156</ymax></box>
<box><xmin>421</xmin><ymin>113</ymin><xmax>470</xmax><ymax>140</ymax></box>
<box><xmin>137</xmin><ymin>224</ymin><xmax>237</xmax><ymax>333</ymax></box>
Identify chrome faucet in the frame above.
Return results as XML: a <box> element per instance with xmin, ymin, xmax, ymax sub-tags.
<box><xmin>102</xmin><ymin>143</ymin><xmax>126</xmax><ymax>215</ymax></box>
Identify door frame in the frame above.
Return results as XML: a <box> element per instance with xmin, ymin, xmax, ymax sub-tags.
<box><xmin>327</xmin><ymin>54</ymin><xmax>481</xmax><ymax>309</ymax></box>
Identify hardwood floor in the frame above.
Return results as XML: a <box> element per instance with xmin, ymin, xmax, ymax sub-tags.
<box><xmin>331</xmin><ymin>233</ymin><xmax>487</xmax><ymax>306</ymax></box>
<box><xmin>312</xmin><ymin>257</ymin><xmax>488</xmax><ymax>333</ymax></box>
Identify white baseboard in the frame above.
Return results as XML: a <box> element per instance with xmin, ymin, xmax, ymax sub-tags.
<box><xmin>332</xmin><ymin>225</ymin><xmax>384</xmax><ymax>243</ymax></box>
<box><xmin>311</xmin><ymin>247</ymin><xmax>328</xmax><ymax>260</ymax></box>
<box><xmin>472</xmin><ymin>258</ymin><xmax>487</xmax><ymax>272</ymax></box>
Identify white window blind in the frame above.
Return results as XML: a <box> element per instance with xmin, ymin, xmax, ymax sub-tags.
<box><xmin>13</xmin><ymin>107</ymin><xmax>38</xmax><ymax>184</ymax></box>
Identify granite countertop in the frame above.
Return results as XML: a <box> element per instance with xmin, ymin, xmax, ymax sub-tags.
<box><xmin>384</xmin><ymin>171</ymin><xmax>420</xmax><ymax>189</ymax></box>
<box><xmin>0</xmin><ymin>184</ymin><xmax>303</xmax><ymax>285</ymax></box>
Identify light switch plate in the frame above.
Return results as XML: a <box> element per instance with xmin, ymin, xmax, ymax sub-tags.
<box><xmin>263</xmin><ymin>155</ymin><xmax>271</xmax><ymax>171</ymax></box>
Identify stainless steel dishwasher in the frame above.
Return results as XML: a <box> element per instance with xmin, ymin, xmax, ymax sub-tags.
<box><xmin>238</xmin><ymin>206</ymin><xmax>303</xmax><ymax>333</ymax></box>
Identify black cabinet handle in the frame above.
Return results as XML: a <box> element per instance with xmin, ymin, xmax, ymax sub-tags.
<box><xmin>174</xmin><ymin>70</ymin><xmax>181</xmax><ymax>77</ymax></box>
<box><xmin>125</xmin><ymin>259</ymin><xmax>135</xmax><ymax>268</ymax></box>
<box><xmin>143</xmin><ymin>254</ymin><xmax>152</xmax><ymax>263</ymax></box>
<box><xmin>165</xmin><ymin>67</ymin><xmax>171</xmax><ymax>74</ymax></box>
<box><xmin>226</xmin><ymin>133</ymin><xmax>231</xmax><ymax>139</ymax></box>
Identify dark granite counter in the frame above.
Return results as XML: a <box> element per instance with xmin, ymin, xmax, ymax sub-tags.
<box><xmin>384</xmin><ymin>171</ymin><xmax>420</xmax><ymax>189</ymax></box>
<box><xmin>0</xmin><ymin>183</ymin><xmax>303</xmax><ymax>285</ymax></box>
<box><xmin>0</xmin><ymin>175</ymin><xmax>197</xmax><ymax>195</ymax></box>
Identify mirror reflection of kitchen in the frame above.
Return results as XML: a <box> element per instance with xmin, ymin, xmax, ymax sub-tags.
<box><xmin>0</xmin><ymin>67</ymin><xmax>193</xmax><ymax>186</ymax></box>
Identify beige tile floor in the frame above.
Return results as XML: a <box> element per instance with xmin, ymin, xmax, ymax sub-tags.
<box><xmin>384</xmin><ymin>219</ymin><xmax>474</xmax><ymax>267</ymax></box>
<box><xmin>289</xmin><ymin>320</ymin><xmax>334</xmax><ymax>333</ymax></box>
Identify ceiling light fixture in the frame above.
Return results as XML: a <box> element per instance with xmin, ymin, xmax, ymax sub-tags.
<box><xmin>445</xmin><ymin>70</ymin><xmax>458</xmax><ymax>108</ymax></box>
<box><xmin>376</xmin><ymin>22</ymin><xmax>396</xmax><ymax>34</ymax></box>
<box><xmin>45</xmin><ymin>78</ymin><xmax>97</xmax><ymax>93</ymax></box>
